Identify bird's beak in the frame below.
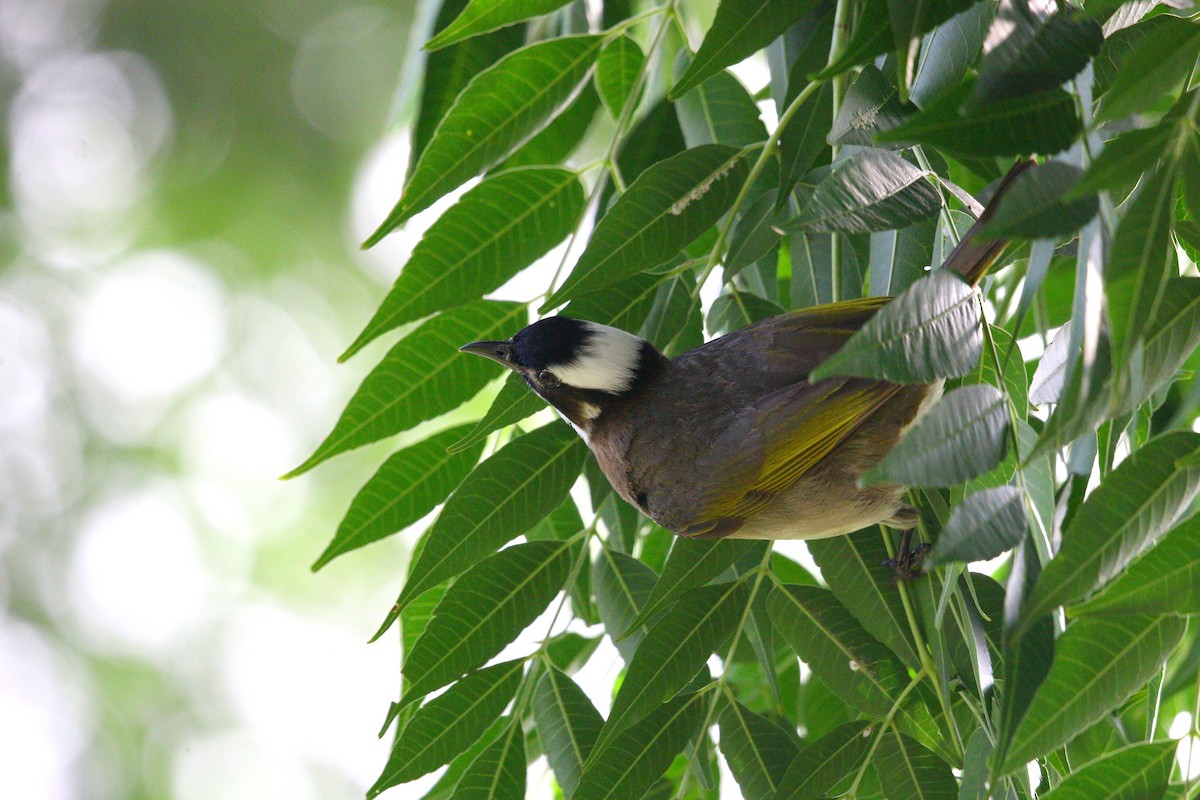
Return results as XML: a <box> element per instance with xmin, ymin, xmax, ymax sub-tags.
<box><xmin>459</xmin><ymin>340</ymin><xmax>516</xmax><ymax>369</ymax></box>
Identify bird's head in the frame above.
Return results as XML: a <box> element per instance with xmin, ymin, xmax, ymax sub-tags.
<box><xmin>460</xmin><ymin>316</ymin><xmax>665</xmax><ymax>437</ymax></box>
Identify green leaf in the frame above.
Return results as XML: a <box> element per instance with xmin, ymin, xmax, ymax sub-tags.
<box><xmin>1036</xmin><ymin>740</ymin><xmax>1176</xmax><ymax>800</ymax></box>
<box><xmin>865</xmin><ymin>384</ymin><xmax>1009</xmax><ymax>488</ymax></box>
<box><xmin>367</xmin><ymin>35</ymin><xmax>603</xmax><ymax>243</ymax></box>
<box><xmin>574</xmin><ymin>692</ymin><xmax>707</xmax><ymax>800</ymax></box>
<box><xmin>345</xmin><ymin>167</ymin><xmax>583</xmax><ymax>359</ymax></box>
<box><xmin>426</xmin><ymin>0</ymin><xmax>572</xmax><ymax>50</ymax></box>
<box><xmin>595</xmin><ymin>35</ymin><xmax>643</xmax><ymax>119</ymax></box>
<box><xmin>543</xmin><ymin>145</ymin><xmax>748</xmax><ymax>309</ymax></box>
<box><xmin>775</xmin><ymin>721</ymin><xmax>871</xmax><ymax>800</ymax></box>
<box><xmin>527</xmin><ymin>499</ymin><xmax>593</xmax><ymax>626</ymax></box>
<box><xmin>828</xmin><ymin>66</ymin><xmax>914</xmax><ymax>148</ymax></box>
<box><xmin>929</xmin><ymin>485</ymin><xmax>1025</xmax><ymax>566</ymax></box>
<box><xmin>533</xmin><ymin>667</ymin><xmax>604</xmax><ymax>799</ymax></box>
<box><xmin>450</xmin><ymin>719</ymin><xmax>526</xmax><ymax>800</ymax></box>
<box><xmin>499</xmin><ymin>81</ymin><xmax>601</xmax><ymax>170</ymax></box>
<box><xmin>909</xmin><ymin>1</ymin><xmax>992</xmax><ymax>108</ymax></box>
<box><xmin>957</xmin><ymin>727</ymin><xmax>992</xmax><ymax>800</ymax></box>
<box><xmin>411</xmin><ymin>717</ymin><xmax>510</xmax><ymax>800</ymax></box>
<box><xmin>449</xmin><ymin>374</ymin><xmax>544</xmax><ymax>455</ymax></box>
<box><xmin>1096</xmin><ymin>16</ymin><xmax>1200</xmax><ymax>123</ymax></box>
<box><xmin>673</xmin><ymin>61</ymin><xmax>767</xmax><ymax>149</ymax></box>
<box><xmin>368</xmin><ymin>659</ymin><xmax>524</xmax><ymax>796</ymax></box>
<box><xmin>1074</xmin><ymin>514</ymin><xmax>1200</xmax><ymax>616</ymax></box>
<box><xmin>809</xmin><ymin>530</ymin><xmax>921</xmax><ymax>670</ymax></box>
<box><xmin>543</xmin><ymin>632</ymin><xmax>600</xmax><ymax>675</ymax></box>
<box><xmin>287</xmin><ymin>301</ymin><xmax>526</xmax><ymax>477</ymax></box>
<box><xmin>1117</xmin><ymin>277</ymin><xmax>1200</xmax><ymax>413</ymax></box>
<box><xmin>595</xmin><ymin>580</ymin><xmax>749</xmax><ymax>749</ymax></box>
<box><xmin>869</xmin><ymin>217</ymin><xmax>936</xmax><ymax>296</ymax></box>
<box><xmin>815</xmin><ymin>2</ymin><xmax>893</xmax><ymax>81</ymax></box>
<box><xmin>402</xmin><ymin>540</ymin><xmax>573</xmax><ymax>703</ymax></box>
<box><xmin>1077</xmin><ymin>125</ymin><xmax>1176</xmax><ymax>198</ymax></box>
<box><xmin>887</xmin><ymin>0</ymin><xmax>979</xmax><ymax>68</ymax></box>
<box><xmin>978</xmin><ymin>161</ymin><xmax>1097</xmax><ymax>239</ymax></box>
<box><xmin>783</xmin><ymin>148</ymin><xmax>941</xmax><ymax>234</ymax></box>
<box><xmin>1023</xmin><ymin>431</ymin><xmax>1200</xmax><ymax>624</ymax></box>
<box><xmin>593</xmin><ymin>547</ymin><xmax>659</xmax><ymax>663</ymax></box>
<box><xmin>778</xmin><ymin>21</ymin><xmax>834</xmax><ymax>200</ymax></box>
<box><xmin>601</xmin><ymin>98</ymin><xmax>686</xmax><ymax>212</ymax></box>
<box><xmin>1000</xmin><ymin>615</ymin><xmax>1187</xmax><ymax>773</ymax></box>
<box><xmin>717</xmin><ymin>698</ymin><xmax>798</xmax><ymax>800</ymax></box>
<box><xmin>668</xmin><ymin>0</ymin><xmax>819</xmax><ymax>100</ymax></box>
<box><xmin>873</xmin><ymin>728</ymin><xmax>957</xmax><ymax>800</ymax></box>
<box><xmin>623</xmin><ymin>537</ymin><xmax>758</xmax><ymax>637</ymax></box>
<box><xmin>726</xmin><ymin>190</ymin><xmax>787</xmax><ymax>277</ymax></box>
<box><xmin>313</xmin><ymin>425</ymin><xmax>484</xmax><ymax>570</ymax></box>
<box><xmin>969</xmin><ymin>7</ymin><xmax>1103</xmax><ymax>107</ymax></box>
<box><xmin>877</xmin><ymin>83</ymin><xmax>1080</xmax><ymax>156</ymax></box>
<box><xmin>705</xmin><ymin>291</ymin><xmax>785</xmax><ymax>336</ymax></box>
<box><xmin>390</xmin><ymin>422</ymin><xmax>587</xmax><ymax>619</ymax></box>
<box><xmin>811</xmin><ymin>269</ymin><xmax>981</xmax><ymax>383</ymax></box>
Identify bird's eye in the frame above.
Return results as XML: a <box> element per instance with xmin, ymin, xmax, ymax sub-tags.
<box><xmin>538</xmin><ymin>369</ymin><xmax>560</xmax><ymax>388</ymax></box>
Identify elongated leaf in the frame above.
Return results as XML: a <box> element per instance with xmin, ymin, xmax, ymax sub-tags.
<box><xmin>877</xmin><ymin>83</ymin><xmax>1079</xmax><ymax>156</ymax></box>
<box><xmin>706</xmin><ymin>291</ymin><xmax>785</xmax><ymax>336</ymax></box>
<box><xmin>1023</xmin><ymin>431</ymin><xmax>1200</xmax><ymax>623</ymax></box>
<box><xmin>869</xmin><ymin>217</ymin><xmax>935</xmax><ymax>296</ymax></box>
<box><xmin>596</xmin><ymin>580</ymin><xmax>749</xmax><ymax>749</ymax></box>
<box><xmin>929</xmin><ymin>485</ymin><xmax>1025</xmax><ymax>565</ymax></box>
<box><xmin>784</xmin><ymin>148</ymin><xmax>940</xmax><ymax>234</ymax></box>
<box><xmin>775</xmin><ymin>721</ymin><xmax>871</xmax><ymax>800</ymax></box>
<box><xmin>970</xmin><ymin>6</ymin><xmax>1103</xmax><ymax>107</ymax></box>
<box><xmin>390</xmin><ymin>422</ymin><xmax>587</xmax><ymax>620</ymax></box>
<box><xmin>815</xmin><ymin>2</ymin><xmax>893</xmax><ymax>81</ymax></box>
<box><xmin>873</xmin><ymin>728</ymin><xmax>956</xmax><ymax>800</ymax></box>
<box><xmin>829</xmin><ymin>66</ymin><xmax>914</xmax><ymax>147</ymax></box>
<box><xmin>287</xmin><ymin>301</ymin><xmax>526</xmax><ymax>477</ymax></box>
<box><xmin>1000</xmin><ymin>615</ymin><xmax>1186</xmax><ymax>773</ymax></box>
<box><xmin>594</xmin><ymin>547</ymin><xmax>659</xmax><ymax>663</ymax></box>
<box><xmin>669</xmin><ymin>0</ymin><xmax>819</xmax><ymax>99</ymax></box>
<box><xmin>1036</xmin><ymin>740</ymin><xmax>1176</xmax><ymax>800</ymax></box>
<box><xmin>811</xmin><ymin>270</ymin><xmax>981</xmax><ymax>383</ymax></box>
<box><xmin>544</xmin><ymin>145</ymin><xmax>748</xmax><ymax>308</ymax></box>
<box><xmin>427</xmin><ymin>0</ymin><xmax>572</xmax><ymax>50</ymax></box>
<box><xmin>574</xmin><ymin>692</ymin><xmax>706</xmax><ymax>800</ymax></box>
<box><xmin>402</xmin><ymin>540</ymin><xmax>572</xmax><ymax>702</ymax></box>
<box><xmin>809</xmin><ymin>530</ymin><xmax>920</xmax><ymax>670</ymax></box>
<box><xmin>1075</xmin><ymin>514</ymin><xmax>1200</xmax><ymax>616</ymax></box>
<box><xmin>624</xmin><ymin>537</ymin><xmax>757</xmax><ymax>636</ymax></box>
<box><xmin>601</xmin><ymin>98</ymin><xmax>687</xmax><ymax>212</ymax></box>
<box><xmin>866</xmin><ymin>384</ymin><xmax>1009</xmax><ymax>487</ymax></box>
<box><xmin>1073</xmin><ymin>122</ymin><xmax>1175</xmax><ymax>197</ymax></box>
<box><xmin>717</xmin><ymin>698</ymin><xmax>798</xmax><ymax>800</ymax></box>
<box><xmin>1096</xmin><ymin>16</ymin><xmax>1200</xmax><ymax>123</ymax></box>
<box><xmin>958</xmin><ymin>727</ymin><xmax>992</xmax><ymax>800</ymax></box>
<box><xmin>368</xmin><ymin>35</ymin><xmax>603</xmax><ymax>243</ymax></box>
<box><xmin>595</xmin><ymin>35</ymin><xmax>643</xmax><ymax>119</ymax></box>
<box><xmin>533</xmin><ymin>667</ymin><xmax>604</xmax><ymax>799</ymax></box>
<box><xmin>368</xmin><ymin>659</ymin><xmax>524</xmax><ymax>796</ymax></box>
<box><xmin>888</xmin><ymin>0</ymin><xmax>979</xmax><ymax>59</ymax></box>
<box><xmin>449</xmin><ymin>374</ymin><xmax>544</xmax><ymax>454</ymax></box>
<box><xmin>673</xmin><ymin>61</ymin><xmax>767</xmax><ymax>149</ymax></box>
<box><xmin>565</xmin><ymin>271</ymin><xmax>665</xmax><ymax>333</ymax></box>
<box><xmin>726</xmin><ymin>190</ymin><xmax>787</xmax><ymax>276</ymax></box>
<box><xmin>499</xmin><ymin>80</ymin><xmax>600</xmax><ymax>170</ymax></box>
<box><xmin>313</xmin><ymin>425</ymin><xmax>484</xmax><ymax>570</ymax></box>
<box><xmin>346</xmin><ymin>167</ymin><xmax>583</xmax><ymax>358</ymax></box>
<box><xmin>450</xmin><ymin>718</ymin><xmax>526</xmax><ymax>800</ymax></box>
<box><xmin>979</xmin><ymin>161</ymin><xmax>1097</xmax><ymax>239</ymax></box>
<box><xmin>543</xmin><ymin>632</ymin><xmax>600</xmax><ymax>675</ymax></box>
<box><xmin>527</xmin><ymin>499</ymin><xmax>593</xmax><ymax>625</ymax></box>
<box><xmin>778</xmin><ymin>20</ymin><xmax>834</xmax><ymax>200</ymax></box>
<box><xmin>1111</xmin><ymin>277</ymin><xmax>1200</xmax><ymax>414</ymax></box>
<box><xmin>910</xmin><ymin>1</ymin><xmax>993</xmax><ymax>108</ymax></box>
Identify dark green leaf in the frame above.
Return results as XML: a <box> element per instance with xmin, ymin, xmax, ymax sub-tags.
<box><xmin>784</xmin><ymin>148</ymin><xmax>941</xmax><ymax>234</ymax></box>
<box><xmin>390</xmin><ymin>422</ymin><xmax>587</xmax><ymax>619</ymax></box>
<box><xmin>706</xmin><ymin>291</ymin><xmax>785</xmax><ymax>336</ymax></box>
<box><xmin>1023</xmin><ymin>431</ymin><xmax>1200</xmax><ymax>623</ymax></box>
<box><xmin>873</xmin><ymin>728</ymin><xmax>957</xmax><ymax>800</ymax></box>
<box><xmin>450</xmin><ymin>719</ymin><xmax>526</xmax><ymax>800</ymax></box>
<box><xmin>499</xmin><ymin>81</ymin><xmax>601</xmax><ymax>170</ymax></box>
<box><xmin>1000</xmin><ymin>615</ymin><xmax>1186</xmax><ymax>773</ymax></box>
<box><xmin>426</xmin><ymin>0</ymin><xmax>573</xmax><ymax>50</ymax></box>
<box><xmin>869</xmin><ymin>217</ymin><xmax>935</xmax><ymax>296</ymax></box>
<box><xmin>910</xmin><ymin>1</ymin><xmax>993</xmax><ymax>108</ymax></box>
<box><xmin>640</xmin><ymin>275</ymin><xmax>701</xmax><ymax>355</ymax></box>
<box><xmin>1036</xmin><ymin>740</ymin><xmax>1176</xmax><ymax>800</ymax></box>
<box><xmin>887</xmin><ymin>0</ymin><xmax>980</xmax><ymax>70</ymax></box>
<box><xmin>1075</xmin><ymin>514</ymin><xmax>1200</xmax><ymax>616</ymax></box>
<box><xmin>544</xmin><ymin>145</ymin><xmax>748</xmax><ymax>308</ymax></box>
<box><xmin>527</xmin><ymin>499</ymin><xmax>593</xmax><ymax>626</ymax></box>
<box><xmin>828</xmin><ymin>65</ymin><xmax>914</xmax><ymax>147</ymax></box>
<box><xmin>979</xmin><ymin>161</ymin><xmax>1097</xmax><ymax>239</ymax></box>
<box><xmin>865</xmin><ymin>384</ymin><xmax>1010</xmax><ymax>487</ymax></box>
<box><xmin>413</xmin><ymin>717</ymin><xmax>510</xmax><ymax>800</ymax></box>
<box><xmin>367</xmin><ymin>35</ymin><xmax>603</xmax><ymax>243</ymax></box>
<box><xmin>673</xmin><ymin>59</ymin><xmax>767</xmax><ymax>149</ymax></box>
<box><xmin>726</xmin><ymin>190</ymin><xmax>786</xmax><ymax>276</ymax></box>
<box><xmin>543</xmin><ymin>633</ymin><xmax>601</xmax><ymax>675</ymax></box>
<box><xmin>811</xmin><ymin>269</ymin><xmax>981</xmax><ymax>383</ymax></box>
<box><xmin>958</xmin><ymin>727</ymin><xmax>992</xmax><ymax>800</ymax></box>
<box><xmin>815</xmin><ymin>2</ymin><xmax>893</xmax><ymax>81</ymax></box>
<box><xmin>449</xmin><ymin>374</ymin><xmax>544</xmax><ymax>454</ymax></box>
<box><xmin>595</xmin><ymin>35</ymin><xmax>643</xmax><ymax>119</ymax></box>
<box><xmin>602</xmin><ymin>98</ymin><xmax>686</xmax><ymax>212</ymax></box>
<box><xmin>574</xmin><ymin>692</ymin><xmax>707</xmax><ymax>800</ymax></box>
<box><xmin>717</xmin><ymin>698</ymin><xmax>798</xmax><ymax>800</ymax></box>
<box><xmin>594</xmin><ymin>547</ymin><xmax>659</xmax><ymax>663</ymax></box>
<box><xmin>930</xmin><ymin>485</ymin><xmax>1025</xmax><ymax>565</ymax></box>
<box><xmin>775</xmin><ymin>721</ymin><xmax>871</xmax><ymax>800</ymax></box>
<box><xmin>1096</xmin><ymin>16</ymin><xmax>1200</xmax><ymax>123</ymax></box>
<box><xmin>776</xmin><ymin>15</ymin><xmax>833</xmax><ymax>200</ymax></box>
<box><xmin>313</xmin><ymin>425</ymin><xmax>484</xmax><ymax>570</ymax></box>
<box><xmin>669</xmin><ymin>0</ymin><xmax>819</xmax><ymax>100</ymax></box>
<box><xmin>624</xmin><ymin>537</ymin><xmax>757</xmax><ymax>636</ymax></box>
<box><xmin>368</xmin><ymin>659</ymin><xmax>524</xmax><ymax>796</ymax></box>
<box><xmin>564</xmin><ymin>271</ymin><xmax>666</xmax><ymax>332</ymax></box>
<box><xmin>402</xmin><ymin>540</ymin><xmax>573</xmax><ymax>702</ymax></box>
<box><xmin>347</xmin><ymin>168</ymin><xmax>584</xmax><ymax>358</ymax></box>
<box><xmin>1074</xmin><ymin>123</ymin><xmax>1175</xmax><ymax>198</ymax></box>
<box><xmin>287</xmin><ymin>301</ymin><xmax>526</xmax><ymax>477</ymax></box>
<box><xmin>533</xmin><ymin>667</ymin><xmax>604</xmax><ymax>798</ymax></box>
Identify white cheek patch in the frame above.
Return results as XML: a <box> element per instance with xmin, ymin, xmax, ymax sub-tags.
<box><xmin>552</xmin><ymin>323</ymin><xmax>644</xmax><ymax>394</ymax></box>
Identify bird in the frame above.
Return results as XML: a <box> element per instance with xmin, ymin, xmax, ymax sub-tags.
<box><xmin>460</xmin><ymin>161</ymin><xmax>1031</xmax><ymax>573</ymax></box>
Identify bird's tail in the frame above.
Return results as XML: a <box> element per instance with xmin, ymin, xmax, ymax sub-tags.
<box><xmin>941</xmin><ymin>159</ymin><xmax>1034</xmax><ymax>287</ymax></box>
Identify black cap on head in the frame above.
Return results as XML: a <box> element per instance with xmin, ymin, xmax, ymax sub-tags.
<box><xmin>509</xmin><ymin>317</ymin><xmax>592</xmax><ymax>370</ymax></box>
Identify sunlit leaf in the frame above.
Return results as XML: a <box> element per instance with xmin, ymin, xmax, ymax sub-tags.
<box><xmin>450</xmin><ymin>718</ymin><xmax>526</xmax><ymax>800</ymax></box>
<box><xmin>426</xmin><ymin>0</ymin><xmax>573</xmax><ymax>50</ymax></box>
<box><xmin>287</xmin><ymin>301</ymin><xmax>526</xmax><ymax>477</ymax></box>
<box><xmin>775</xmin><ymin>721</ymin><xmax>871</xmax><ymax>800</ymax></box>
<box><xmin>828</xmin><ymin>66</ymin><xmax>914</xmax><ymax>148</ymax></box>
<box><xmin>1036</xmin><ymin>740</ymin><xmax>1176</xmax><ymax>800</ymax></box>
<box><xmin>887</xmin><ymin>0</ymin><xmax>980</xmax><ymax>71</ymax></box>
<box><xmin>595</xmin><ymin>35</ymin><xmax>643</xmax><ymax>119</ymax></box>
<box><xmin>978</xmin><ymin>161</ymin><xmax>1097</xmax><ymax>239</ymax></box>
<box><xmin>910</xmin><ymin>1</ymin><xmax>993</xmax><ymax>108</ymax></box>
<box><xmin>1074</xmin><ymin>514</ymin><xmax>1200</xmax><ymax>617</ymax></box>
<box><xmin>1072</xmin><ymin>122</ymin><xmax>1175</xmax><ymax>198</ymax></box>
<box><xmin>873</xmin><ymin>728</ymin><xmax>956</xmax><ymax>800</ymax></box>
<box><xmin>500</xmin><ymin>81</ymin><xmax>601</xmax><ymax>170</ymax></box>
<box><xmin>717</xmin><ymin>697</ymin><xmax>797</xmax><ymax>800</ymax></box>
<box><xmin>929</xmin><ymin>485</ymin><xmax>1025</xmax><ymax>566</ymax></box>
<box><xmin>533</xmin><ymin>667</ymin><xmax>604</xmax><ymax>799</ymax></box>
<box><xmin>1096</xmin><ymin>16</ymin><xmax>1200</xmax><ymax>123</ymax></box>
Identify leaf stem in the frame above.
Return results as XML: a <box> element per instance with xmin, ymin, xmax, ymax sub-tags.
<box><xmin>846</xmin><ymin>667</ymin><xmax>929</xmax><ymax>798</ymax></box>
<box><xmin>826</xmin><ymin>0</ymin><xmax>853</xmax><ymax>302</ymax></box>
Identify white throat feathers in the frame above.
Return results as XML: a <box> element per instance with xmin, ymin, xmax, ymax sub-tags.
<box><xmin>551</xmin><ymin>322</ymin><xmax>646</xmax><ymax>395</ymax></box>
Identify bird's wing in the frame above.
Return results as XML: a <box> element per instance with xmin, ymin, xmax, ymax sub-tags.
<box><xmin>677</xmin><ymin>377</ymin><xmax>902</xmax><ymax>539</ymax></box>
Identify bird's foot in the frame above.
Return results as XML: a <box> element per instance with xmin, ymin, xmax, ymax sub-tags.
<box><xmin>882</xmin><ymin>529</ymin><xmax>930</xmax><ymax>583</ymax></box>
